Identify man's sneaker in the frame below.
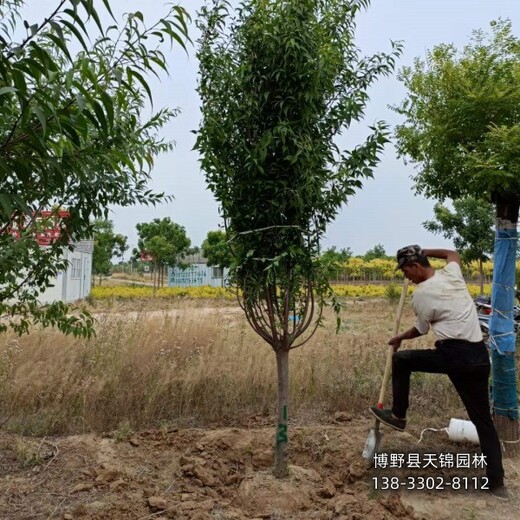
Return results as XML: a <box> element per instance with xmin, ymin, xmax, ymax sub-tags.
<box><xmin>488</xmin><ymin>485</ymin><xmax>510</xmax><ymax>501</ymax></box>
<box><xmin>369</xmin><ymin>407</ymin><xmax>406</xmax><ymax>432</ymax></box>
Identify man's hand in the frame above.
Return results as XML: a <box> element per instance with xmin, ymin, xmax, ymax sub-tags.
<box><xmin>388</xmin><ymin>335</ymin><xmax>403</xmax><ymax>352</ymax></box>
<box><xmin>389</xmin><ymin>326</ymin><xmax>423</xmax><ymax>352</ymax></box>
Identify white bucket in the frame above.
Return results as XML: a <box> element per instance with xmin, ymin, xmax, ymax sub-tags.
<box><xmin>448</xmin><ymin>418</ymin><xmax>480</xmax><ymax>445</ymax></box>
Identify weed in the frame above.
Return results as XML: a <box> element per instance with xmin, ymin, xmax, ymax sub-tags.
<box><xmin>113</xmin><ymin>420</ymin><xmax>134</xmax><ymax>443</ymax></box>
<box><xmin>242</xmin><ymin>445</ymin><xmax>254</xmax><ymax>457</ymax></box>
<box><xmin>0</xmin><ymin>299</ymin><xmax>460</xmax><ymax>436</ymax></box>
<box><xmin>464</xmin><ymin>508</ymin><xmax>478</xmax><ymax>520</ymax></box>
<box><xmin>384</xmin><ymin>283</ymin><xmax>401</xmax><ymax>303</ymax></box>
<box><xmin>10</xmin><ymin>439</ymin><xmax>53</xmax><ymax>467</ymax></box>
<box><xmin>368</xmin><ymin>486</ymin><xmax>381</xmax><ymax>500</ymax></box>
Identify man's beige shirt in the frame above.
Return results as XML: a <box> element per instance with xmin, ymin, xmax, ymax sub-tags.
<box><xmin>412</xmin><ymin>261</ymin><xmax>483</xmax><ymax>342</ymax></box>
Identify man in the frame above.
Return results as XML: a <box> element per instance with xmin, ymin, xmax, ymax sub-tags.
<box><xmin>369</xmin><ymin>245</ymin><xmax>507</xmax><ymax>498</ymax></box>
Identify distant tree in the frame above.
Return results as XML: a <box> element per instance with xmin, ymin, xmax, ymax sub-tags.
<box><xmin>423</xmin><ymin>197</ymin><xmax>494</xmax><ymax>294</ymax></box>
<box><xmin>185</xmin><ymin>245</ymin><xmax>201</xmax><ymax>256</ymax></box>
<box><xmin>321</xmin><ymin>246</ymin><xmax>353</xmax><ymax>264</ymax></box>
<box><xmin>321</xmin><ymin>246</ymin><xmax>353</xmax><ymax>281</ymax></box>
<box><xmin>92</xmin><ymin>220</ymin><xmax>128</xmax><ymax>285</ymax></box>
<box><xmin>0</xmin><ymin>1</ymin><xmax>189</xmax><ymax>336</ymax></box>
<box><xmin>136</xmin><ymin>218</ymin><xmax>191</xmax><ymax>290</ymax></box>
<box><xmin>393</xmin><ymin>19</ymin><xmax>520</xmax><ymax>448</ymax></box>
<box><xmin>202</xmin><ymin>230</ymin><xmax>232</xmax><ymax>269</ymax></box>
<box><xmin>196</xmin><ymin>0</ymin><xmax>401</xmax><ymax>477</ymax></box>
<box><xmin>363</xmin><ymin>243</ymin><xmax>387</xmax><ymax>261</ymax></box>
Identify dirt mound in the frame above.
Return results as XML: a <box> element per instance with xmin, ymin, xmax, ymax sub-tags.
<box><xmin>0</xmin><ymin>419</ymin><xmax>518</xmax><ymax>519</ymax></box>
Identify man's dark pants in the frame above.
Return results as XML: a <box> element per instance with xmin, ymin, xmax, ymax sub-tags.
<box><xmin>392</xmin><ymin>339</ymin><xmax>504</xmax><ymax>488</ymax></box>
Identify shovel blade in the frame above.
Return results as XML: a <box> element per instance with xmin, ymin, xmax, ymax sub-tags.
<box><xmin>362</xmin><ymin>426</ymin><xmax>383</xmax><ymax>460</ymax></box>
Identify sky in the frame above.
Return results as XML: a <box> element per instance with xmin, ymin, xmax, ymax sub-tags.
<box><xmin>21</xmin><ymin>1</ymin><xmax>520</xmax><ymax>257</ymax></box>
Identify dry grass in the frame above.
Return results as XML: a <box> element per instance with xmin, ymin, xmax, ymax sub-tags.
<box><xmin>0</xmin><ymin>298</ymin><xmax>464</xmax><ymax>436</ymax></box>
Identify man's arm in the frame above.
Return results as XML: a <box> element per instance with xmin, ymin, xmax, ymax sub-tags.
<box><xmin>389</xmin><ymin>326</ymin><xmax>423</xmax><ymax>352</ymax></box>
<box><xmin>422</xmin><ymin>248</ymin><xmax>461</xmax><ymax>265</ymax></box>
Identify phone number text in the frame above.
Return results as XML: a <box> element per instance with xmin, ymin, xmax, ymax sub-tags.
<box><xmin>373</xmin><ymin>476</ymin><xmax>489</xmax><ymax>491</ymax></box>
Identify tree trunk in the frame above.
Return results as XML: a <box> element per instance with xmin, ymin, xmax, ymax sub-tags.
<box><xmin>490</xmin><ymin>194</ymin><xmax>520</xmax><ymax>456</ymax></box>
<box><xmin>274</xmin><ymin>349</ymin><xmax>289</xmax><ymax>478</ymax></box>
<box><xmin>479</xmin><ymin>258</ymin><xmax>484</xmax><ymax>296</ymax></box>
<box><xmin>493</xmin><ymin>412</ymin><xmax>520</xmax><ymax>457</ymax></box>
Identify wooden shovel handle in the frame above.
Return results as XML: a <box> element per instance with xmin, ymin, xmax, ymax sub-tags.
<box><xmin>377</xmin><ymin>278</ymin><xmax>409</xmax><ymax>408</ymax></box>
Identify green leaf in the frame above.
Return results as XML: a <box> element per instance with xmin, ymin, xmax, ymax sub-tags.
<box><xmin>61</xmin><ymin>18</ymin><xmax>89</xmax><ymax>51</ymax></box>
<box><xmin>46</xmin><ymin>33</ymin><xmax>72</xmax><ymax>62</ymax></box>
<box><xmin>32</xmin><ymin>105</ymin><xmax>47</xmax><ymax>135</ymax></box>
<box><xmin>76</xmin><ymin>93</ymin><xmax>86</xmax><ymax>112</ymax></box>
<box><xmin>132</xmin><ymin>69</ymin><xmax>153</xmax><ymax>106</ymax></box>
<box><xmin>0</xmin><ymin>86</ymin><xmax>16</xmax><ymax>96</ymax></box>
<box><xmin>0</xmin><ymin>193</ymin><xmax>13</xmax><ymax>214</ymax></box>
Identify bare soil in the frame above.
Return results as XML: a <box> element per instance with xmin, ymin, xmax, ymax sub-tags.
<box><xmin>1</xmin><ymin>416</ymin><xmax>519</xmax><ymax>520</ymax></box>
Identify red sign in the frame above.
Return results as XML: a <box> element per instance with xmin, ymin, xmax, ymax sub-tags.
<box><xmin>7</xmin><ymin>210</ymin><xmax>71</xmax><ymax>246</ymax></box>
<box><xmin>140</xmin><ymin>251</ymin><xmax>154</xmax><ymax>262</ymax></box>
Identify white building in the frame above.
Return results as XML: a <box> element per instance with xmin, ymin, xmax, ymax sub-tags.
<box><xmin>168</xmin><ymin>253</ymin><xmax>229</xmax><ymax>288</ymax></box>
<box><xmin>37</xmin><ymin>240</ymin><xmax>94</xmax><ymax>303</ymax></box>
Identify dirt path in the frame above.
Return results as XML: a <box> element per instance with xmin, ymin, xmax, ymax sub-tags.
<box><xmin>1</xmin><ymin>418</ymin><xmax>518</xmax><ymax>520</ymax></box>
<box><xmin>91</xmin><ymin>305</ymin><xmax>244</xmax><ymax>322</ymax></box>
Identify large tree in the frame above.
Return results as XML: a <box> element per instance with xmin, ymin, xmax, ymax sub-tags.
<box><xmin>196</xmin><ymin>0</ymin><xmax>401</xmax><ymax>476</ymax></box>
<box><xmin>0</xmin><ymin>1</ymin><xmax>189</xmax><ymax>336</ymax></box>
<box><xmin>393</xmin><ymin>19</ymin><xmax>520</xmax><ymax>450</ymax></box>
<box><xmin>423</xmin><ymin>197</ymin><xmax>495</xmax><ymax>294</ymax></box>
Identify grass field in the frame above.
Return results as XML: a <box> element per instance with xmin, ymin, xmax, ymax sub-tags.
<box><xmin>0</xmin><ymin>296</ymin><xmax>484</xmax><ymax>437</ymax></box>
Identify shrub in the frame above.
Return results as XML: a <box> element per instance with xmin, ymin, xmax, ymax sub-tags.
<box><xmin>384</xmin><ymin>283</ymin><xmax>401</xmax><ymax>303</ymax></box>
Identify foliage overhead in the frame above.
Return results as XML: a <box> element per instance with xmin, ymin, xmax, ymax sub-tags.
<box><xmin>0</xmin><ymin>0</ymin><xmax>189</xmax><ymax>336</ymax></box>
<box><xmin>196</xmin><ymin>0</ymin><xmax>402</xmax><ymax>344</ymax></box>
<box><xmin>393</xmin><ymin>19</ymin><xmax>520</xmax><ymax>208</ymax></box>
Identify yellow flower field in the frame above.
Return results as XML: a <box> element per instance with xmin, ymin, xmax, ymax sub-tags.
<box><xmin>91</xmin><ymin>285</ymin><xmax>235</xmax><ymax>299</ymax></box>
<box><xmin>91</xmin><ymin>283</ymin><xmax>491</xmax><ymax>300</ymax></box>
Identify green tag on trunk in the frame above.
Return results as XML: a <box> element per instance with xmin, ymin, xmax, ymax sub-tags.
<box><xmin>276</xmin><ymin>423</ymin><xmax>288</xmax><ymax>443</ymax></box>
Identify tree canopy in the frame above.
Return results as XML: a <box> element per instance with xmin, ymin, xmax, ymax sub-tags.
<box><xmin>136</xmin><ymin>217</ymin><xmax>191</xmax><ymax>269</ymax></box>
<box><xmin>0</xmin><ymin>1</ymin><xmax>189</xmax><ymax>336</ymax></box>
<box><xmin>196</xmin><ymin>0</ymin><xmax>401</xmax><ymax>333</ymax></box>
<box><xmin>393</xmin><ymin>19</ymin><xmax>520</xmax><ymax>213</ymax></box>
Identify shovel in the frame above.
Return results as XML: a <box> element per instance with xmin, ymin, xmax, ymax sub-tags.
<box><xmin>362</xmin><ymin>278</ymin><xmax>409</xmax><ymax>460</ymax></box>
